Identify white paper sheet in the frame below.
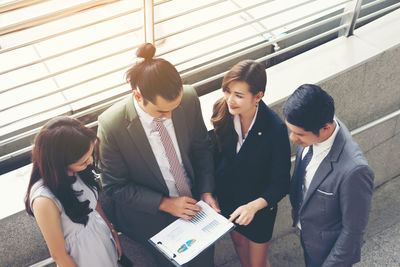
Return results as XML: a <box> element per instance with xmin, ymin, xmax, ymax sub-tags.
<box><xmin>149</xmin><ymin>201</ymin><xmax>234</xmax><ymax>265</ymax></box>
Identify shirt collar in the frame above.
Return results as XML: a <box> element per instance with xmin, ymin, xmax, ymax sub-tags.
<box><xmin>233</xmin><ymin>104</ymin><xmax>259</xmax><ymax>142</ymax></box>
<box><xmin>313</xmin><ymin>118</ymin><xmax>340</xmax><ymax>155</ymax></box>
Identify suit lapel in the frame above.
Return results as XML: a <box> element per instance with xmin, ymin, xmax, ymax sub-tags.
<box><xmin>233</xmin><ymin>101</ymin><xmax>268</xmax><ymax>161</ymax></box>
<box><xmin>300</xmin><ymin>159</ymin><xmax>333</xmax><ymax>211</ymax></box>
<box><xmin>125</xmin><ymin>96</ymin><xmax>167</xmax><ymax>188</ymax></box>
<box><xmin>300</xmin><ymin>124</ymin><xmax>346</xmax><ymax>211</ymax></box>
<box><xmin>290</xmin><ymin>147</ymin><xmax>304</xmax><ymax>225</ymax></box>
<box><xmin>291</xmin><ymin>147</ymin><xmax>304</xmax><ymax>196</ymax></box>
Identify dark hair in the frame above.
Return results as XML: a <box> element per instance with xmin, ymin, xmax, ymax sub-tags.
<box><xmin>283</xmin><ymin>84</ymin><xmax>335</xmax><ymax>135</ymax></box>
<box><xmin>211</xmin><ymin>60</ymin><xmax>266</xmax><ymax>146</ymax></box>
<box><xmin>125</xmin><ymin>43</ymin><xmax>182</xmax><ymax>104</ymax></box>
<box><xmin>25</xmin><ymin>116</ymin><xmax>101</xmax><ymax>226</ymax></box>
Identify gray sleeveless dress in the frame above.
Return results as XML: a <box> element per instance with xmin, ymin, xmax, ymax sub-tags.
<box><xmin>30</xmin><ymin>175</ymin><xmax>118</xmax><ymax>267</ymax></box>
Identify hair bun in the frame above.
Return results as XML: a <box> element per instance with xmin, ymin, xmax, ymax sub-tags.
<box><xmin>136</xmin><ymin>43</ymin><xmax>156</xmax><ymax>60</ymax></box>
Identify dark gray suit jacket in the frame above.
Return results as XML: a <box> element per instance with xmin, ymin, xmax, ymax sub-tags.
<box><xmin>289</xmin><ymin>120</ymin><xmax>374</xmax><ymax>266</ymax></box>
<box><xmin>97</xmin><ymin>85</ymin><xmax>214</xmax><ymax>242</ymax></box>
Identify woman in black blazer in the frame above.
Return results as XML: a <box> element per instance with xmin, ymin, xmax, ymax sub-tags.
<box><xmin>211</xmin><ymin>60</ymin><xmax>291</xmax><ymax>267</ymax></box>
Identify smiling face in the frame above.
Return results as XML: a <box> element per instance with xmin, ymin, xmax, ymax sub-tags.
<box><xmin>67</xmin><ymin>142</ymin><xmax>94</xmax><ymax>176</ymax></box>
<box><xmin>224</xmin><ymin>81</ymin><xmax>262</xmax><ymax>117</ymax></box>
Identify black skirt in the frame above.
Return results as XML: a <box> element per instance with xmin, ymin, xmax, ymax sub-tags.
<box><xmin>219</xmin><ymin>197</ymin><xmax>278</xmax><ymax>244</ymax></box>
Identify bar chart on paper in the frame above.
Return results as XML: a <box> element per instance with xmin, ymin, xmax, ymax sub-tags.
<box><xmin>149</xmin><ymin>201</ymin><xmax>235</xmax><ymax>266</ymax></box>
<box><xmin>189</xmin><ymin>208</ymin><xmax>223</xmax><ymax>233</ymax></box>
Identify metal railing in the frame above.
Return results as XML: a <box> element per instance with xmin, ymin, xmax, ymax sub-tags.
<box><xmin>357</xmin><ymin>0</ymin><xmax>400</xmax><ymax>24</ymax></box>
<box><xmin>0</xmin><ymin>0</ymin><xmax>399</xmax><ymax>169</ymax></box>
<box><xmin>0</xmin><ymin>0</ymin><xmax>122</xmax><ymax>36</ymax></box>
<box><xmin>0</xmin><ymin>0</ymin><xmax>145</xmax><ymax>134</ymax></box>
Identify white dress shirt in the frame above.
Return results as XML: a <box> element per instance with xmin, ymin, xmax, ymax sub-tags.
<box><xmin>298</xmin><ymin>118</ymin><xmax>340</xmax><ymax>229</ymax></box>
<box><xmin>233</xmin><ymin>105</ymin><xmax>259</xmax><ymax>153</ymax></box>
<box><xmin>133</xmin><ymin>98</ymin><xmax>191</xmax><ymax>197</ymax></box>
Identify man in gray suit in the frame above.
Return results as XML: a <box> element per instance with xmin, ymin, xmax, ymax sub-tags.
<box><xmin>283</xmin><ymin>84</ymin><xmax>374</xmax><ymax>267</ymax></box>
<box><xmin>97</xmin><ymin>43</ymin><xmax>218</xmax><ymax>266</ymax></box>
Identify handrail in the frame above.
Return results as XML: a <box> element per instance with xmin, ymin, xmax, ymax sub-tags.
<box><xmin>154</xmin><ymin>0</ymin><xmax>227</xmax><ymax>24</ymax></box>
<box><xmin>158</xmin><ymin>0</ymin><xmax>350</xmax><ymax>59</ymax></box>
<box><xmin>351</xmin><ymin>109</ymin><xmax>400</xmax><ymax>136</ymax></box>
<box><xmin>0</xmin><ymin>44</ymin><xmax>139</xmax><ymax>95</ymax></box>
<box><xmin>361</xmin><ymin>0</ymin><xmax>387</xmax><ymax>10</ymax></box>
<box><xmin>0</xmin><ymin>7</ymin><xmax>142</xmax><ymax>54</ymax></box>
<box><xmin>183</xmin><ymin>11</ymin><xmax>349</xmax><ymax>80</ymax></box>
<box><xmin>0</xmin><ymin>94</ymin><xmax>128</xmax><ymax>147</ymax></box>
<box><xmin>153</xmin><ymin>0</ymin><xmax>173</xmax><ymax>6</ymax></box>
<box><xmin>0</xmin><ymin>121</ymin><xmax>101</xmax><ymax>163</ymax></box>
<box><xmin>0</xmin><ymin>26</ymin><xmax>142</xmax><ymax>77</ymax></box>
<box><xmin>154</xmin><ymin>0</ymin><xmax>280</xmax><ymax>42</ymax></box>
<box><xmin>174</xmin><ymin>1</ymin><xmax>351</xmax><ymax>67</ymax></box>
<box><xmin>356</xmin><ymin>1</ymin><xmax>400</xmax><ymax>24</ymax></box>
<box><xmin>0</xmin><ymin>0</ymin><xmax>47</xmax><ymax>14</ymax></box>
<box><xmin>228</xmin><ymin>0</ymin><xmax>279</xmax><ymax>48</ymax></box>
<box><xmin>1</xmin><ymin>82</ymin><xmax>127</xmax><ymax>128</ymax></box>
<box><xmin>0</xmin><ymin>63</ymin><xmax>133</xmax><ymax>117</ymax></box>
<box><xmin>0</xmin><ymin>0</ymin><xmax>120</xmax><ymax>36</ymax></box>
<box><xmin>193</xmin><ymin>21</ymin><xmax>348</xmax><ymax>88</ymax></box>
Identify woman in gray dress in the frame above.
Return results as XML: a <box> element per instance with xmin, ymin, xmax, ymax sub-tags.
<box><xmin>25</xmin><ymin>116</ymin><xmax>122</xmax><ymax>266</ymax></box>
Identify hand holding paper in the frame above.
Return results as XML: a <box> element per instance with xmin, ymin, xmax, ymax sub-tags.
<box><xmin>200</xmin><ymin>193</ymin><xmax>220</xmax><ymax>213</ymax></box>
<box><xmin>159</xmin><ymin>196</ymin><xmax>202</xmax><ymax>220</ymax></box>
<box><xmin>150</xmin><ymin>201</ymin><xmax>235</xmax><ymax>266</ymax></box>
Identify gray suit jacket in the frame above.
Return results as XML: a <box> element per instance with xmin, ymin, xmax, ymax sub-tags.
<box><xmin>289</xmin><ymin>120</ymin><xmax>374</xmax><ymax>266</ymax></box>
<box><xmin>97</xmin><ymin>85</ymin><xmax>214</xmax><ymax>242</ymax></box>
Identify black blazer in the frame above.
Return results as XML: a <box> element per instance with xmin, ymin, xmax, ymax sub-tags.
<box><xmin>212</xmin><ymin>100</ymin><xmax>291</xmax><ymax>212</ymax></box>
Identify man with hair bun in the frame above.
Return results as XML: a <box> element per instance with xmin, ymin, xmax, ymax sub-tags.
<box><xmin>283</xmin><ymin>84</ymin><xmax>374</xmax><ymax>267</ymax></box>
<box><xmin>98</xmin><ymin>43</ymin><xmax>218</xmax><ymax>266</ymax></box>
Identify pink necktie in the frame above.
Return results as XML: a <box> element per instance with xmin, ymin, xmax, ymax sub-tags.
<box><xmin>153</xmin><ymin>118</ymin><xmax>192</xmax><ymax>197</ymax></box>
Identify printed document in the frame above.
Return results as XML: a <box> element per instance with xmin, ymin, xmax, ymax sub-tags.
<box><xmin>149</xmin><ymin>201</ymin><xmax>235</xmax><ymax>266</ymax></box>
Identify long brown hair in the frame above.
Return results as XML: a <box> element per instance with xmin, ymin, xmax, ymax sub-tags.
<box><xmin>25</xmin><ymin>116</ymin><xmax>100</xmax><ymax>225</ymax></box>
<box><xmin>211</xmin><ymin>60</ymin><xmax>266</xmax><ymax>147</ymax></box>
